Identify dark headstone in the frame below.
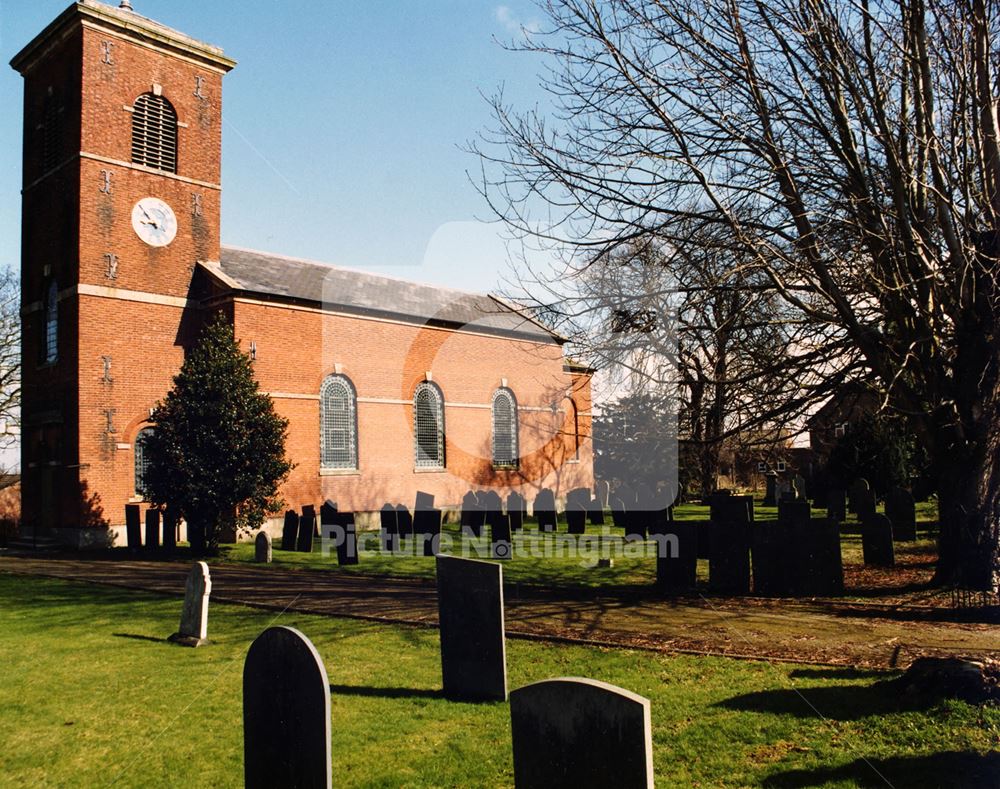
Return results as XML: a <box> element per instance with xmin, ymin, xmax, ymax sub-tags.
<box><xmin>506</xmin><ymin>491</ymin><xmax>526</xmax><ymax>532</ymax></box>
<box><xmin>333</xmin><ymin>512</ymin><xmax>358</xmax><ymax>565</ymax></box>
<box><xmin>534</xmin><ymin>488</ymin><xmax>557</xmax><ymax>533</ymax></box>
<box><xmin>320</xmin><ymin>500</ymin><xmax>337</xmax><ymax>529</ymax></box>
<box><xmin>491</xmin><ymin>513</ymin><xmax>513</xmax><ymax>560</ymax></box>
<box><xmin>144</xmin><ymin>508</ymin><xmax>160</xmax><ymax>552</ymax></box>
<box><xmin>436</xmin><ymin>556</ymin><xmax>507</xmax><ymax>701</ymax></box>
<box><xmin>655</xmin><ymin>521</ymin><xmax>697</xmax><ymax>593</ymax></box>
<box><xmin>281</xmin><ymin>510</ymin><xmax>299</xmax><ymax>551</ymax></box>
<box><xmin>565</xmin><ymin>503</ymin><xmax>587</xmax><ymax>535</ymax></box>
<box><xmin>297</xmin><ymin>506</ymin><xmax>316</xmax><ymax>553</ymax></box>
<box><xmin>161</xmin><ymin>509</ymin><xmax>177</xmax><ymax>552</ymax></box>
<box><xmin>587</xmin><ymin>497</ymin><xmax>605</xmax><ymax>526</ymax></box>
<box><xmin>848</xmin><ymin>478</ymin><xmax>871</xmax><ymax>516</ymax></box>
<box><xmin>796</xmin><ymin>518</ymin><xmax>844</xmax><ymax>595</ymax></box>
<box><xmin>414</xmin><ymin>507</ymin><xmax>442</xmax><ymax>557</ymax></box>
<box><xmin>862</xmin><ymin>513</ymin><xmax>895</xmax><ymax>566</ymax></box>
<box><xmin>763</xmin><ymin>472</ymin><xmax>778</xmax><ymax>507</ymax></box>
<box><xmin>254</xmin><ymin>531</ymin><xmax>272</xmax><ymax>563</ymax></box>
<box><xmin>566</xmin><ymin>487</ymin><xmax>590</xmax><ymax>510</ymax></box>
<box><xmin>792</xmin><ymin>474</ymin><xmax>807</xmax><ymax>500</ymax></box>
<box><xmin>125</xmin><ymin>504</ymin><xmax>141</xmax><ymax>551</ymax></box>
<box><xmin>510</xmin><ymin>678</ymin><xmax>653</xmax><ymax>789</ymax></box>
<box><xmin>415</xmin><ymin>490</ymin><xmax>435</xmax><ymax>511</ymax></box>
<box><xmin>610</xmin><ymin>496</ymin><xmax>627</xmax><ymax>531</ymax></box>
<box><xmin>827</xmin><ymin>488</ymin><xmax>847</xmax><ymax>522</ymax></box>
<box><xmin>595</xmin><ymin>480</ymin><xmax>610</xmax><ymax>509</ymax></box>
<box><xmin>396</xmin><ymin>505</ymin><xmax>413</xmax><ymax>538</ymax></box>
<box><xmin>709</xmin><ymin>497</ymin><xmax>752</xmax><ymax>594</ymax></box>
<box><xmin>751</xmin><ymin>521</ymin><xmax>793</xmax><ymax>596</ymax></box>
<box><xmin>460</xmin><ymin>491</ymin><xmax>480</xmax><ymax>537</ymax></box>
<box><xmin>854</xmin><ymin>486</ymin><xmax>877</xmax><ymax>519</ymax></box>
<box><xmin>778</xmin><ymin>499</ymin><xmax>811</xmax><ymax>528</ymax></box>
<box><xmin>380</xmin><ymin>503</ymin><xmax>398</xmax><ymax>552</ymax></box>
<box><xmin>168</xmin><ymin>561</ymin><xmax>211</xmax><ymax>647</ymax></box>
<box><xmin>885</xmin><ymin>486</ymin><xmax>917</xmax><ymax>541</ymax></box>
<box><xmin>243</xmin><ymin>626</ymin><xmax>331</xmax><ymax>789</ymax></box>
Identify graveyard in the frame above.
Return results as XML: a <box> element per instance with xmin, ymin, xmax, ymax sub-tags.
<box><xmin>1</xmin><ymin>571</ymin><xmax>998</xmax><ymax>787</ymax></box>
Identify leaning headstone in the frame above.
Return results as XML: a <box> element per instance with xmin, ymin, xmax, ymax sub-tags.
<box><xmin>320</xmin><ymin>500</ymin><xmax>337</xmax><ymax>530</ymax></box>
<box><xmin>848</xmin><ymin>477</ymin><xmax>871</xmax><ymax>516</ymax></box>
<box><xmin>297</xmin><ymin>505</ymin><xmax>316</xmax><ymax>553</ymax></box>
<box><xmin>125</xmin><ymin>504</ymin><xmax>141</xmax><ymax>551</ymax></box>
<box><xmin>254</xmin><ymin>531</ymin><xmax>272</xmax><ymax>563</ymax></box>
<box><xmin>415</xmin><ymin>490</ymin><xmax>435</xmax><ymax>511</ymax></box>
<box><xmin>281</xmin><ymin>510</ymin><xmax>299</xmax><ymax>551</ymax></box>
<box><xmin>380</xmin><ymin>503</ymin><xmax>398</xmax><ymax>552</ymax></box>
<box><xmin>144</xmin><ymin>508</ymin><xmax>160</xmax><ymax>552</ymax></box>
<box><xmin>885</xmin><ymin>486</ymin><xmax>917</xmax><ymax>541</ymax></box>
<box><xmin>243</xmin><ymin>626</ymin><xmax>331</xmax><ymax>789</ymax></box>
<box><xmin>862</xmin><ymin>513</ymin><xmax>895</xmax><ymax>566</ymax></box>
<box><xmin>792</xmin><ymin>474</ymin><xmax>807</xmax><ymax>501</ymax></box>
<box><xmin>161</xmin><ymin>509</ymin><xmax>177</xmax><ymax>552</ymax></box>
<box><xmin>168</xmin><ymin>561</ymin><xmax>212</xmax><ymax>647</ymax></box>
<box><xmin>436</xmin><ymin>555</ymin><xmax>507</xmax><ymax>701</ymax></box>
<box><xmin>510</xmin><ymin>677</ymin><xmax>653</xmax><ymax>789</ymax></box>
<box><xmin>534</xmin><ymin>488</ymin><xmax>557</xmax><ymax>533</ymax></box>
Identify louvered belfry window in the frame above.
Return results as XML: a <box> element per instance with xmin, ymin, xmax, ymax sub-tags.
<box><xmin>320</xmin><ymin>375</ymin><xmax>358</xmax><ymax>470</ymax></box>
<box><xmin>492</xmin><ymin>388</ymin><xmax>519</xmax><ymax>467</ymax></box>
<box><xmin>131</xmin><ymin>93</ymin><xmax>178</xmax><ymax>172</ymax></box>
<box><xmin>414</xmin><ymin>382</ymin><xmax>445</xmax><ymax>468</ymax></box>
<box><xmin>44</xmin><ymin>281</ymin><xmax>58</xmax><ymax>363</ymax></box>
<box><xmin>134</xmin><ymin>427</ymin><xmax>154</xmax><ymax>498</ymax></box>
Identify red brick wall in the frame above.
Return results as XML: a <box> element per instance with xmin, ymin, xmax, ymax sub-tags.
<box><xmin>232</xmin><ymin>300</ymin><xmax>593</xmax><ymax>513</ymax></box>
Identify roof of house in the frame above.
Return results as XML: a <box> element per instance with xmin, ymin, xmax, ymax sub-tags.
<box><xmin>199</xmin><ymin>245</ymin><xmax>564</xmax><ymax>344</ymax></box>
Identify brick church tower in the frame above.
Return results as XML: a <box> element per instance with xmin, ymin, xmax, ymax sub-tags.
<box><xmin>11</xmin><ymin>2</ymin><xmax>235</xmax><ymax>537</ymax></box>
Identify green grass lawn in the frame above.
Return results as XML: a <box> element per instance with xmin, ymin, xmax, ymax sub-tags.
<box><xmin>0</xmin><ymin>572</ymin><xmax>995</xmax><ymax>787</ymax></box>
<box><xmin>217</xmin><ymin>500</ymin><xmax>940</xmax><ymax>591</ymax></box>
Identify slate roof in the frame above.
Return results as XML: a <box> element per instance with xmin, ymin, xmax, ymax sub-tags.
<box><xmin>200</xmin><ymin>245</ymin><xmax>563</xmax><ymax>344</ymax></box>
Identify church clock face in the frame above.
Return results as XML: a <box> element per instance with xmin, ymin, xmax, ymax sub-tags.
<box><xmin>131</xmin><ymin>197</ymin><xmax>178</xmax><ymax>247</ymax></box>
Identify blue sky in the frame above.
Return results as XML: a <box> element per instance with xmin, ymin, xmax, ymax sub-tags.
<box><xmin>0</xmin><ymin>0</ymin><xmax>552</xmax><ymax>293</ymax></box>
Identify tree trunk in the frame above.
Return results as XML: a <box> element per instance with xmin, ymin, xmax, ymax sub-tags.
<box><xmin>935</xmin><ymin>435</ymin><xmax>1000</xmax><ymax>592</ymax></box>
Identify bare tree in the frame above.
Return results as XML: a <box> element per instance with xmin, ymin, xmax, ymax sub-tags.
<box><xmin>474</xmin><ymin>0</ymin><xmax>1000</xmax><ymax>590</ymax></box>
<box><xmin>0</xmin><ymin>268</ymin><xmax>20</xmax><ymax>469</ymax></box>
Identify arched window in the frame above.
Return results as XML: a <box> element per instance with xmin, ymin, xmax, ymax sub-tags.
<box><xmin>320</xmin><ymin>375</ymin><xmax>358</xmax><ymax>470</ymax></box>
<box><xmin>564</xmin><ymin>397</ymin><xmax>580</xmax><ymax>461</ymax></box>
<box><xmin>492</xmin><ymin>388</ymin><xmax>519</xmax><ymax>468</ymax></box>
<box><xmin>131</xmin><ymin>93</ymin><xmax>178</xmax><ymax>172</ymax></box>
<box><xmin>44</xmin><ymin>281</ymin><xmax>58</xmax><ymax>363</ymax></box>
<box><xmin>135</xmin><ymin>427</ymin><xmax>154</xmax><ymax>498</ymax></box>
<box><xmin>414</xmin><ymin>382</ymin><xmax>445</xmax><ymax>468</ymax></box>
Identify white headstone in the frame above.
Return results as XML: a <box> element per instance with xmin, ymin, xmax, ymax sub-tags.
<box><xmin>169</xmin><ymin>561</ymin><xmax>212</xmax><ymax>647</ymax></box>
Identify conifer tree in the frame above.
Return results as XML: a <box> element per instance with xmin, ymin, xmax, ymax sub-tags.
<box><xmin>143</xmin><ymin>312</ymin><xmax>292</xmax><ymax>553</ymax></box>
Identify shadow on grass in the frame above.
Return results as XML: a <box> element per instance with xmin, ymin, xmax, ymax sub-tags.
<box><xmin>788</xmin><ymin>667</ymin><xmax>893</xmax><ymax>681</ymax></box>
<box><xmin>763</xmin><ymin>751</ymin><xmax>1000</xmax><ymax>788</ymax></box>
<box><xmin>716</xmin><ymin>681</ymin><xmax>928</xmax><ymax>721</ymax></box>
<box><xmin>329</xmin><ymin>684</ymin><xmax>442</xmax><ymax>700</ymax></box>
<box><xmin>113</xmin><ymin>632</ymin><xmax>169</xmax><ymax>644</ymax></box>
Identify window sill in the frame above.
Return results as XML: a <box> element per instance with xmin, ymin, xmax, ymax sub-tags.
<box><xmin>492</xmin><ymin>464</ymin><xmax>520</xmax><ymax>471</ymax></box>
<box><xmin>320</xmin><ymin>468</ymin><xmax>360</xmax><ymax>477</ymax></box>
<box><xmin>414</xmin><ymin>467</ymin><xmax>446</xmax><ymax>473</ymax></box>
<box><xmin>565</xmin><ymin>458</ymin><xmax>580</xmax><ymax>464</ymax></box>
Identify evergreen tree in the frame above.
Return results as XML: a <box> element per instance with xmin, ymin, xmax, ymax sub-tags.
<box><xmin>143</xmin><ymin>312</ymin><xmax>292</xmax><ymax>553</ymax></box>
